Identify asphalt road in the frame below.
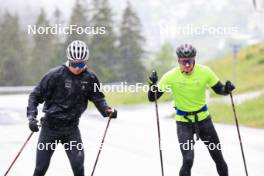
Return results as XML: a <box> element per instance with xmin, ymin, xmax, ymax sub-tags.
<box><xmin>0</xmin><ymin>94</ymin><xmax>263</xmax><ymax>176</ymax></box>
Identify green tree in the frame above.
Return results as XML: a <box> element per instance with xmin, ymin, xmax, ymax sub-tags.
<box><xmin>29</xmin><ymin>8</ymin><xmax>56</xmax><ymax>83</ymax></box>
<box><xmin>150</xmin><ymin>42</ymin><xmax>175</xmax><ymax>76</ymax></box>
<box><xmin>65</xmin><ymin>0</ymin><xmax>89</xmax><ymax>45</ymax></box>
<box><xmin>51</xmin><ymin>7</ymin><xmax>65</xmax><ymax>66</ymax></box>
<box><xmin>0</xmin><ymin>11</ymin><xmax>27</xmax><ymax>85</ymax></box>
<box><xmin>89</xmin><ymin>0</ymin><xmax>119</xmax><ymax>82</ymax></box>
<box><xmin>119</xmin><ymin>2</ymin><xmax>145</xmax><ymax>83</ymax></box>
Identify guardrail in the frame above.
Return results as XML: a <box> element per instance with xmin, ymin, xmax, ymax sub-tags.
<box><xmin>0</xmin><ymin>86</ymin><xmax>34</xmax><ymax>94</ymax></box>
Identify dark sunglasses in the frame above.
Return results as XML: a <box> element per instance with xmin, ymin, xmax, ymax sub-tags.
<box><xmin>70</xmin><ymin>62</ymin><xmax>86</xmax><ymax>69</ymax></box>
<box><xmin>178</xmin><ymin>59</ymin><xmax>194</xmax><ymax>66</ymax></box>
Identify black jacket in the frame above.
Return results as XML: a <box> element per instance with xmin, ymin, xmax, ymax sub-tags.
<box><xmin>27</xmin><ymin>65</ymin><xmax>109</xmax><ymax>122</ymax></box>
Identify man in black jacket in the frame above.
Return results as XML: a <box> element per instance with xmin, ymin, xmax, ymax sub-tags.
<box><xmin>27</xmin><ymin>40</ymin><xmax>117</xmax><ymax>176</ymax></box>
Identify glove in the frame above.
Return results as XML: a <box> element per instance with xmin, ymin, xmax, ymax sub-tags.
<box><xmin>106</xmin><ymin>108</ymin><xmax>117</xmax><ymax>119</ymax></box>
<box><xmin>28</xmin><ymin>117</ymin><xmax>39</xmax><ymax>132</ymax></box>
<box><xmin>149</xmin><ymin>70</ymin><xmax>158</xmax><ymax>85</ymax></box>
<box><xmin>225</xmin><ymin>80</ymin><xmax>235</xmax><ymax>94</ymax></box>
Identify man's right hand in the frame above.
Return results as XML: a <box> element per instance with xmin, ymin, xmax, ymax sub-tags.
<box><xmin>28</xmin><ymin>118</ymin><xmax>39</xmax><ymax>132</ymax></box>
<box><xmin>149</xmin><ymin>70</ymin><xmax>158</xmax><ymax>85</ymax></box>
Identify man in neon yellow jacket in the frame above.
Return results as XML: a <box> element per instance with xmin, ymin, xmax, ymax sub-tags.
<box><xmin>148</xmin><ymin>44</ymin><xmax>235</xmax><ymax>176</ymax></box>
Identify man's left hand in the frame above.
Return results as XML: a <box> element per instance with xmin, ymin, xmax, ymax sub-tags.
<box><xmin>225</xmin><ymin>80</ymin><xmax>235</xmax><ymax>94</ymax></box>
<box><xmin>106</xmin><ymin>108</ymin><xmax>117</xmax><ymax>119</ymax></box>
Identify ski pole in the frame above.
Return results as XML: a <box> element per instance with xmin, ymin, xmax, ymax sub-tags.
<box><xmin>253</xmin><ymin>0</ymin><xmax>257</xmax><ymax>10</ymax></box>
<box><xmin>91</xmin><ymin>112</ymin><xmax>114</xmax><ymax>176</ymax></box>
<box><xmin>230</xmin><ymin>92</ymin><xmax>249</xmax><ymax>176</ymax></box>
<box><xmin>4</xmin><ymin>132</ymin><xmax>34</xmax><ymax>176</ymax></box>
<box><xmin>154</xmin><ymin>88</ymin><xmax>165</xmax><ymax>176</ymax></box>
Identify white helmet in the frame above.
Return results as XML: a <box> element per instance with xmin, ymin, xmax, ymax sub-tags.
<box><xmin>66</xmin><ymin>40</ymin><xmax>89</xmax><ymax>62</ymax></box>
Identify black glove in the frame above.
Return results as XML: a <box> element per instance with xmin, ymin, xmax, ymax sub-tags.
<box><xmin>149</xmin><ymin>70</ymin><xmax>158</xmax><ymax>85</ymax></box>
<box><xmin>28</xmin><ymin>118</ymin><xmax>39</xmax><ymax>132</ymax></box>
<box><xmin>106</xmin><ymin>108</ymin><xmax>117</xmax><ymax>119</ymax></box>
<box><xmin>225</xmin><ymin>80</ymin><xmax>235</xmax><ymax>94</ymax></box>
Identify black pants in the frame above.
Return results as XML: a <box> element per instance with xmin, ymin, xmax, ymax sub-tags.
<box><xmin>33</xmin><ymin>126</ymin><xmax>85</xmax><ymax>176</ymax></box>
<box><xmin>177</xmin><ymin>116</ymin><xmax>228</xmax><ymax>176</ymax></box>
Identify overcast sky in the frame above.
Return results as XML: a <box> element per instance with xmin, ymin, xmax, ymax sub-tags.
<box><xmin>0</xmin><ymin>0</ymin><xmax>262</xmax><ymax>60</ymax></box>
